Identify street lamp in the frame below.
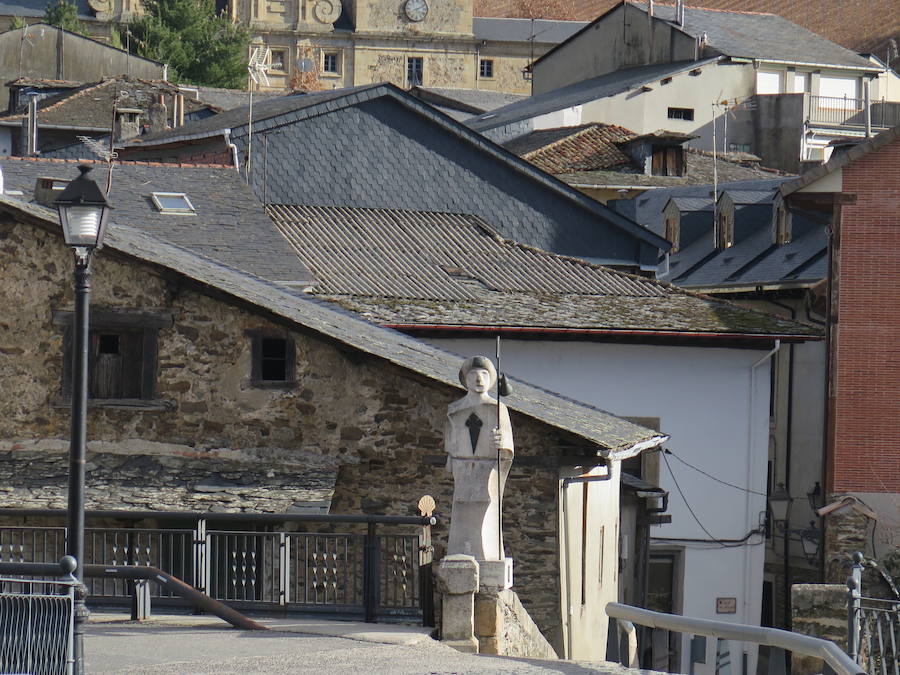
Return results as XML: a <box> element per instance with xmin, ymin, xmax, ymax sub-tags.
<box><xmin>55</xmin><ymin>164</ymin><xmax>111</xmax><ymax>675</ymax></box>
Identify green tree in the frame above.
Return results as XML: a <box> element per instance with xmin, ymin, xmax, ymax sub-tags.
<box><xmin>43</xmin><ymin>0</ymin><xmax>82</xmax><ymax>33</ymax></box>
<box><xmin>128</xmin><ymin>0</ymin><xmax>249</xmax><ymax>88</ymax></box>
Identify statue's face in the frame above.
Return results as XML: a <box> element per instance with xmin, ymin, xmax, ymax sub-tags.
<box><xmin>466</xmin><ymin>368</ymin><xmax>491</xmax><ymax>394</ymax></box>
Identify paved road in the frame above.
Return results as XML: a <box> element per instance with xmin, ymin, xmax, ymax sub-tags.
<box><xmin>85</xmin><ymin>615</ymin><xmax>636</xmax><ymax>675</ymax></box>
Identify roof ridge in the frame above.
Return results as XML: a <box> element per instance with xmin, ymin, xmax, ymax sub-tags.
<box><xmin>0</xmin><ymin>156</ymin><xmax>234</xmax><ymax>170</ymax></box>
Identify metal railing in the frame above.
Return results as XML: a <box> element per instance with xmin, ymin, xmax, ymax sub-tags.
<box><xmin>0</xmin><ymin>509</ymin><xmax>435</xmax><ymax>624</ymax></box>
<box><xmin>0</xmin><ymin>558</ymin><xmax>79</xmax><ymax>675</ymax></box>
<box><xmin>848</xmin><ymin>553</ymin><xmax>900</xmax><ymax>675</ymax></box>
<box><xmin>807</xmin><ymin>96</ymin><xmax>900</xmax><ymax>130</ymax></box>
<box><xmin>607</xmin><ymin>602</ymin><xmax>865</xmax><ymax>675</ymax></box>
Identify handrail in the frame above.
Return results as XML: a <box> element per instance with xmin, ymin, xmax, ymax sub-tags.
<box><xmin>0</xmin><ymin>561</ymin><xmax>267</xmax><ymax>631</ymax></box>
<box><xmin>606</xmin><ymin>602</ymin><xmax>864</xmax><ymax>675</ymax></box>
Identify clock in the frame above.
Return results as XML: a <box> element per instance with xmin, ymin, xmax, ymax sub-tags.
<box><xmin>404</xmin><ymin>0</ymin><xmax>428</xmax><ymax>22</ymax></box>
<box><xmin>314</xmin><ymin>0</ymin><xmax>342</xmax><ymax>23</ymax></box>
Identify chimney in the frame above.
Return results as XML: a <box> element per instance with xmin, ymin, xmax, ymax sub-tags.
<box><xmin>24</xmin><ymin>94</ymin><xmax>38</xmax><ymax>156</ymax></box>
<box><xmin>148</xmin><ymin>94</ymin><xmax>169</xmax><ymax>134</ymax></box>
<box><xmin>648</xmin><ymin>0</ymin><xmax>654</xmax><ymax>16</ymax></box>
<box><xmin>114</xmin><ymin>107</ymin><xmax>143</xmax><ymax>141</ymax></box>
<box><xmin>34</xmin><ymin>176</ymin><xmax>69</xmax><ymax>207</ymax></box>
<box><xmin>675</xmin><ymin>0</ymin><xmax>684</xmax><ymax>25</ymax></box>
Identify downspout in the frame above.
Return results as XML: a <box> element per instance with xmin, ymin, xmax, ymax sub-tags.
<box><xmin>223</xmin><ymin>129</ymin><xmax>240</xmax><ymax>170</ymax></box>
<box><xmin>746</xmin><ymin>340</ymin><xmax>781</xmax><ymax>631</ymax></box>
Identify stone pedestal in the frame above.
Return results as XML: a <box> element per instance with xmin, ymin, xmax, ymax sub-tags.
<box><xmin>435</xmin><ymin>554</ymin><xmax>479</xmax><ymax>654</ymax></box>
<box><xmin>478</xmin><ymin>557</ymin><xmax>513</xmax><ymax>592</ymax></box>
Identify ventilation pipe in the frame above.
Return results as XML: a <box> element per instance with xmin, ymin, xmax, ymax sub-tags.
<box><xmin>675</xmin><ymin>0</ymin><xmax>684</xmax><ymax>26</ymax></box>
<box><xmin>24</xmin><ymin>94</ymin><xmax>38</xmax><ymax>156</ymax></box>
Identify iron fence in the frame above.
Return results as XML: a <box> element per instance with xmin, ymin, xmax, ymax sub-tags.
<box><xmin>848</xmin><ymin>554</ymin><xmax>900</xmax><ymax>675</ymax></box>
<box><xmin>0</xmin><ymin>571</ymin><xmax>78</xmax><ymax>675</ymax></box>
<box><xmin>0</xmin><ymin>511</ymin><xmax>432</xmax><ymax>624</ymax></box>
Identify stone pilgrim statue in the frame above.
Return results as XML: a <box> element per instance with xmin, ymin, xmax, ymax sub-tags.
<box><xmin>445</xmin><ymin>356</ymin><xmax>514</xmax><ymax>562</ymax></box>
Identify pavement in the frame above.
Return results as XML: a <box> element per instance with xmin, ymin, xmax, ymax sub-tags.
<box><xmin>85</xmin><ymin>611</ymin><xmax>639</xmax><ymax>674</ymax></box>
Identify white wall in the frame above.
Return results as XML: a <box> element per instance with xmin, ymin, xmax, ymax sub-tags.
<box><xmin>428</xmin><ymin>337</ymin><xmax>772</xmax><ymax>675</ymax></box>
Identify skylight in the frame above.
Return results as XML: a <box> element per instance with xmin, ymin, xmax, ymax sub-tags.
<box><xmin>151</xmin><ymin>192</ymin><xmax>195</xmax><ymax>214</ymax></box>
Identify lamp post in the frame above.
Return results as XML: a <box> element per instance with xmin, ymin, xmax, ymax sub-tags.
<box><xmin>55</xmin><ymin>164</ymin><xmax>111</xmax><ymax>675</ymax></box>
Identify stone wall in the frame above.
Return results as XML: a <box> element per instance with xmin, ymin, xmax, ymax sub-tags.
<box><xmin>0</xmin><ymin>213</ymin><xmax>596</xmax><ymax>649</ymax></box>
<box><xmin>475</xmin><ymin>589</ymin><xmax>558</xmax><ymax>659</ymax></box>
<box><xmin>824</xmin><ymin>503</ymin><xmax>872</xmax><ymax>583</ymax></box>
<box><xmin>790</xmin><ymin>584</ymin><xmax>847</xmax><ymax>675</ymax></box>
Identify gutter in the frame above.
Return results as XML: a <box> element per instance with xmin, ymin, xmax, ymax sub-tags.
<box><xmin>384</xmin><ymin>323</ymin><xmax>819</xmax><ymax>342</ymax></box>
<box><xmin>743</xmin><ymin>57</ymin><xmax>882</xmax><ymax>74</ymax></box>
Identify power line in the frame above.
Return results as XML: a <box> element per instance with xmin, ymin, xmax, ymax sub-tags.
<box><xmin>664</xmin><ymin>448</ymin><xmax>768</xmax><ymax>497</ymax></box>
<box><xmin>662</xmin><ymin>451</ymin><xmax>763</xmax><ymax>549</ymax></box>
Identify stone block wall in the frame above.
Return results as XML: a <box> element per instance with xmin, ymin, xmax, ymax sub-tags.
<box><xmin>475</xmin><ymin>589</ymin><xmax>558</xmax><ymax>659</ymax></box>
<box><xmin>790</xmin><ymin>584</ymin><xmax>847</xmax><ymax>675</ymax></box>
<box><xmin>0</xmin><ymin>214</ymin><xmax>592</xmax><ymax>649</ymax></box>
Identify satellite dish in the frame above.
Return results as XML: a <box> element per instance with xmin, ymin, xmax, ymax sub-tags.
<box><xmin>296</xmin><ymin>58</ymin><xmax>315</xmax><ymax>73</ymax></box>
<box><xmin>247</xmin><ymin>46</ymin><xmax>270</xmax><ymax>87</ymax></box>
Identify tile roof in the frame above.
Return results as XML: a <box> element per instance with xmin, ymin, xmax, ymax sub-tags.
<box><xmin>0</xmin><ymin>157</ymin><xmax>312</xmax><ymax>286</ymax></box>
<box><xmin>266</xmin><ymin>203</ymin><xmax>819</xmax><ymax>338</ymax></box>
<box><xmin>467</xmin><ymin>59</ymin><xmax>720</xmax><ymax>131</ymax></box>
<box><xmin>473</xmin><ymin>17</ymin><xmax>588</xmax><ymax>43</ymax></box>
<box><xmin>558</xmin><ymin>149</ymin><xmax>786</xmax><ymax>188</ymax></box>
<box><xmin>0</xmin><ymin>195</ymin><xmax>668</xmax><ymax>455</ymax></box>
<box><xmin>0</xmin><ymin>77</ymin><xmax>214</xmax><ymax>129</ymax></box>
<box><xmin>505</xmin><ymin>123</ymin><xmax>634</xmax><ymax>174</ymax></box>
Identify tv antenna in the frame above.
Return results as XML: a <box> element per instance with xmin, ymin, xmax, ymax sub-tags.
<box><xmin>246</xmin><ymin>44</ymin><xmax>270</xmax><ymax>182</ymax></box>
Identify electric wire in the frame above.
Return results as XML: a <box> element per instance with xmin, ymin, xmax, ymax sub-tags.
<box><xmin>662</xmin><ymin>451</ymin><xmax>764</xmax><ymax>549</ymax></box>
<box><xmin>663</xmin><ymin>448</ymin><xmax>768</xmax><ymax>497</ymax></box>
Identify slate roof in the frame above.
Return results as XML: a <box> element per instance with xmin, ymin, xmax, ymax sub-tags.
<box><xmin>409</xmin><ymin>87</ymin><xmax>527</xmax><ymax>115</ymax></box>
<box><xmin>607</xmin><ymin>178</ymin><xmax>829</xmax><ymax>290</ymax></box>
<box><xmin>266</xmin><ymin>202</ymin><xmax>819</xmax><ymax>339</ymax></box>
<box><xmin>0</xmin><ymin>77</ymin><xmax>215</xmax><ymax>129</ymax></box>
<box><xmin>467</xmin><ymin>59</ymin><xmax>720</xmax><ymax>132</ymax></box>
<box><xmin>473</xmin><ymin>17</ymin><xmax>588</xmax><ymax>44</ymax></box>
<box><xmin>0</xmin><ymin>443</ymin><xmax>338</xmax><ymax>513</ymax></box>
<box><xmin>532</xmin><ymin>2</ymin><xmax>881</xmax><ymax>73</ymax></box>
<box><xmin>1</xmin><ymin>195</ymin><xmax>669</xmax><ymax>455</ymax></box>
<box><xmin>123</xmin><ymin>82</ymin><xmax>671</xmax><ymax>262</ymax></box>
<box><xmin>0</xmin><ymin>157</ymin><xmax>312</xmax><ymax>286</ymax></box>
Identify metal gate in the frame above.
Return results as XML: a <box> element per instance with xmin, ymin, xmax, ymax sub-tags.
<box><xmin>848</xmin><ymin>553</ymin><xmax>900</xmax><ymax>675</ymax></box>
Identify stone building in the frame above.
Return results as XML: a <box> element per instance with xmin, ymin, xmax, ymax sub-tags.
<box><xmin>0</xmin><ymin>160</ymin><xmax>668</xmax><ymax>656</ymax></box>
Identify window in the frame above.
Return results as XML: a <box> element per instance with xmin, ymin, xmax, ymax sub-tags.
<box><xmin>407</xmin><ymin>57</ymin><xmax>423</xmax><ymax>87</ymax></box>
<box><xmin>728</xmin><ymin>142</ymin><xmax>752</xmax><ymax>153</ymax></box>
<box><xmin>667</xmin><ymin>107</ymin><xmax>694</xmax><ymax>121</ymax></box>
<box><xmin>792</xmin><ymin>72</ymin><xmax>810</xmax><ymax>94</ymax></box>
<box><xmin>715</xmin><ymin>209</ymin><xmax>734</xmax><ymax>249</ymax></box>
<box><xmin>54</xmin><ymin>308</ymin><xmax>168</xmax><ymax>403</ymax></box>
<box><xmin>150</xmin><ymin>192</ymin><xmax>195</xmax><ymax>214</ymax></box>
<box><xmin>479</xmin><ymin>59</ymin><xmax>494</xmax><ymax>79</ymax></box>
<box><xmin>775</xmin><ymin>204</ymin><xmax>792</xmax><ymax>245</ymax></box>
<box><xmin>756</xmin><ymin>70</ymin><xmax>782</xmax><ymax>95</ymax></box>
<box><xmin>269</xmin><ymin>49</ymin><xmax>286</xmax><ymax>72</ymax></box>
<box><xmin>248</xmin><ymin>332</ymin><xmax>296</xmax><ymax>386</ymax></box>
<box><xmin>665</xmin><ymin>216</ymin><xmax>680</xmax><ymax>253</ymax></box>
<box><xmin>322</xmin><ymin>52</ymin><xmax>340</xmax><ymax>74</ymax></box>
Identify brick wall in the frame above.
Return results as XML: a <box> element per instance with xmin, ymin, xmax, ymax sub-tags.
<box><xmin>830</xmin><ymin>135</ymin><xmax>900</xmax><ymax>493</ymax></box>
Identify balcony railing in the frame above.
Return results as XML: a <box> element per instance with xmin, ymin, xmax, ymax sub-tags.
<box><xmin>807</xmin><ymin>95</ymin><xmax>900</xmax><ymax>130</ymax></box>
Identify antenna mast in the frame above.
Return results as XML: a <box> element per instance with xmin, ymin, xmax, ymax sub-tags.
<box><xmin>246</xmin><ymin>44</ymin><xmax>270</xmax><ymax>184</ymax></box>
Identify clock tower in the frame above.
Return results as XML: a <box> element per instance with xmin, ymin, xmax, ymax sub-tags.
<box><xmin>344</xmin><ymin>0</ymin><xmax>473</xmax><ymax>36</ymax></box>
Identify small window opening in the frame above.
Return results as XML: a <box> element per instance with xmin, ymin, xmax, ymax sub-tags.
<box><xmin>667</xmin><ymin>107</ymin><xmax>694</xmax><ymax>121</ymax></box>
<box><xmin>151</xmin><ymin>192</ymin><xmax>195</xmax><ymax>214</ymax></box>
<box><xmin>98</xmin><ymin>334</ymin><xmax>120</xmax><ymax>355</ymax></box>
<box><xmin>323</xmin><ymin>52</ymin><xmax>339</xmax><ymax>74</ymax></box>
<box><xmin>407</xmin><ymin>57</ymin><xmax>424</xmax><ymax>87</ymax></box>
<box><xmin>261</xmin><ymin>338</ymin><xmax>288</xmax><ymax>381</ymax></box>
<box><xmin>479</xmin><ymin>59</ymin><xmax>494</xmax><ymax>78</ymax></box>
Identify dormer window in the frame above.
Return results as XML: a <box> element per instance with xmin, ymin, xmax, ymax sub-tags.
<box><xmin>775</xmin><ymin>204</ymin><xmax>792</xmax><ymax>245</ymax></box>
<box><xmin>662</xmin><ymin>199</ymin><xmax>681</xmax><ymax>253</ymax></box>
<box><xmin>651</xmin><ymin>144</ymin><xmax>685</xmax><ymax>177</ymax></box>
<box><xmin>151</xmin><ymin>192</ymin><xmax>195</xmax><ymax>214</ymax></box>
<box><xmin>715</xmin><ymin>193</ymin><xmax>735</xmax><ymax>249</ymax></box>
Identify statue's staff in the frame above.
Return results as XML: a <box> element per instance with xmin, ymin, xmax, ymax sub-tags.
<box><xmin>494</xmin><ymin>335</ymin><xmax>511</xmax><ymax>560</ymax></box>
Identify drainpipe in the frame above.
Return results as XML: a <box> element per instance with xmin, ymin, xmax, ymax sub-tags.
<box><xmin>25</xmin><ymin>94</ymin><xmax>38</xmax><ymax>155</ymax></box>
<box><xmin>863</xmin><ymin>78</ymin><xmax>872</xmax><ymax>138</ymax></box>
<box><xmin>223</xmin><ymin>129</ymin><xmax>240</xmax><ymax>170</ymax></box>
<box><xmin>747</xmin><ymin>340</ymin><xmax>781</xmax><ymax>632</ymax></box>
